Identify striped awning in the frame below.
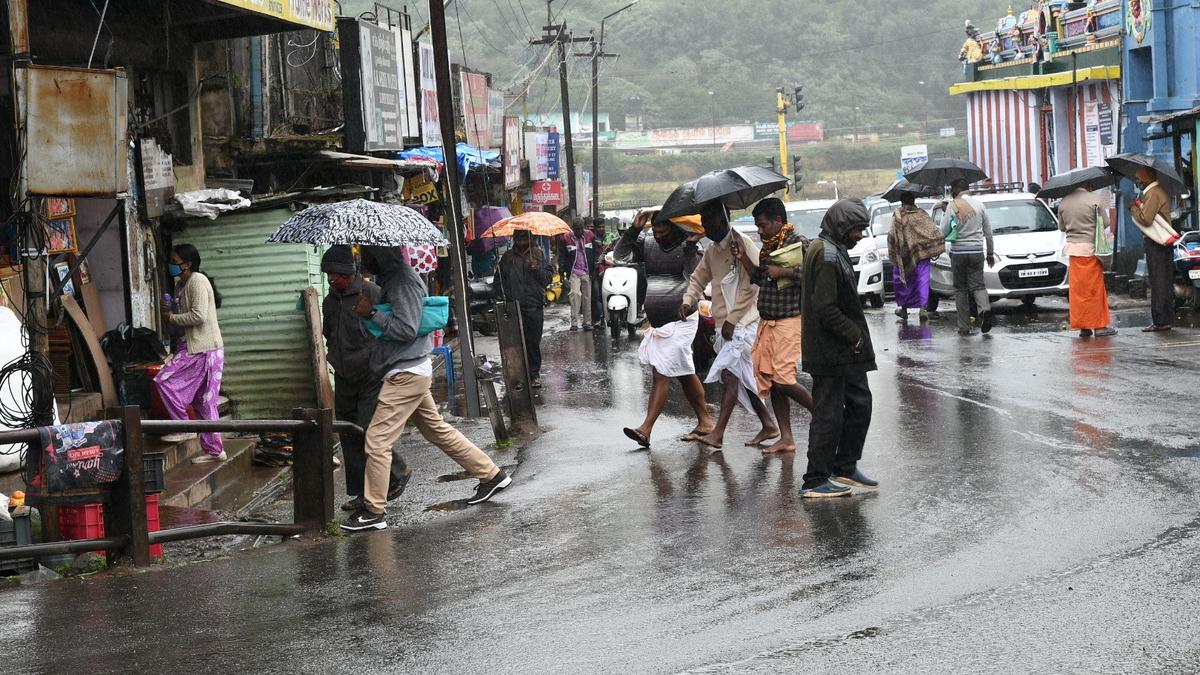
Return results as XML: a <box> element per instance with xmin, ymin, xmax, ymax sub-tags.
<box><xmin>949</xmin><ymin>66</ymin><xmax>1120</xmax><ymax>96</ymax></box>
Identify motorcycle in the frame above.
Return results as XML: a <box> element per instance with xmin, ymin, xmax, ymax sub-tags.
<box><xmin>601</xmin><ymin>252</ymin><xmax>640</xmax><ymax>339</ymax></box>
<box><xmin>467</xmin><ymin>274</ymin><xmax>499</xmax><ymax>336</ymax></box>
<box><xmin>1174</xmin><ymin>230</ymin><xmax>1200</xmax><ymax>311</ymax></box>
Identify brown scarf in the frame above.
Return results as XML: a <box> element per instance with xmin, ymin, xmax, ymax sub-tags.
<box><xmin>888</xmin><ymin>205</ymin><xmax>946</xmax><ymax>282</ymax></box>
<box><xmin>761</xmin><ymin>222</ymin><xmax>794</xmax><ymax>254</ymax></box>
<box><xmin>952</xmin><ymin>194</ymin><xmax>976</xmax><ymax>223</ymax></box>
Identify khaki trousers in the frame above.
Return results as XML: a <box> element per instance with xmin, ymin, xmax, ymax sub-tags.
<box><xmin>569</xmin><ymin>273</ymin><xmax>592</xmax><ymax>327</ymax></box>
<box><xmin>363</xmin><ymin>372</ymin><xmax>499</xmax><ymax>513</ymax></box>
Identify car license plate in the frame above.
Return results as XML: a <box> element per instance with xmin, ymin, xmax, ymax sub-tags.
<box><xmin>1018</xmin><ymin>268</ymin><xmax>1049</xmax><ymax>279</ymax></box>
<box><xmin>1190</xmin><ymin>269</ymin><xmax>1200</xmax><ymax>280</ymax></box>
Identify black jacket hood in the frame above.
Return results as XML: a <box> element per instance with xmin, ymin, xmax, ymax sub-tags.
<box><xmin>363</xmin><ymin>246</ymin><xmax>409</xmax><ymax>281</ymax></box>
<box><xmin>820</xmin><ymin>199</ymin><xmax>870</xmax><ymax>244</ymax></box>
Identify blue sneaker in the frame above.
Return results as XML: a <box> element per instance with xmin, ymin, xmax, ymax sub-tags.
<box><xmin>800</xmin><ymin>480</ymin><xmax>852</xmax><ymax>498</ymax></box>
<box><xmin>831</xmin><ymin>469</ymin><xmax>879</xmax><ymax>489</ymax></box>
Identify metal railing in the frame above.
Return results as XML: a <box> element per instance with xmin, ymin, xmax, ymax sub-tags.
<box><xmin>0</xmin><ymin>406</ymin><xmax>356</xmax><ymax>567</ymax></box>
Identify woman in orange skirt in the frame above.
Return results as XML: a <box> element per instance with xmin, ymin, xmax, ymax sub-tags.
<box><xmin>1059</xmin><ymin>184</ymin><xmax>1116</xmax><ymax>337</ymax></box>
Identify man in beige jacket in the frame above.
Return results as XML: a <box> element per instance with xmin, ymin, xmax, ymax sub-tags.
<box><xmin>679</xmin><ymin>202</ymin><xmax>778</xmax><ymax>449</ymax></box>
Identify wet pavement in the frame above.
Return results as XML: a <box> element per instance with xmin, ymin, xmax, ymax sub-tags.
<box><xmin>4</xmin><ymin>298</ymin><xmax>1200</xmax><ymax>673</ymax></box>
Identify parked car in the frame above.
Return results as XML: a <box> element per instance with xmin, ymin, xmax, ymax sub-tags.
<box><xmin>784</xmin><ymin>199</ymin><xmax>885</xmax><ymax>307</ymax></box>
<box><xmin>867</xmin><ymin>197</ymin><xmax>940</xmax><ymax>296</ymax></box>
<box><xmin>731</xmin><ymin>216</ymin><xmax>763</xmax><ymax>246</ymax></box>
<box><xmin>927</xmin><ymin>192</ymin><xmax>1067</xmax><ymax>309</ymax></box>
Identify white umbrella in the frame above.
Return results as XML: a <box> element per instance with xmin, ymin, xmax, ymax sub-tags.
<box><xmin>266</xmin><ymin>199</ymin><xmax>449</xmax><ymax>247</ymax></box>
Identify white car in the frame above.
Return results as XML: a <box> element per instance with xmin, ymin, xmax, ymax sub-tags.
<box><xmin>785</xmin><ymin>199</ymin><xmax>885</xmax><ymax>307</ymax></box>
<box><xmin>927</xmin><ymin>192</ymin><xmax>1068</xmax><ymax>309</ymax></box>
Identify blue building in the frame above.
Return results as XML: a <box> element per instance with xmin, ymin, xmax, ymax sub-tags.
<box><xmin>1119</xmin><ymin>0</ymin><xmax>1200</xmax><ymax>257</ymax></box>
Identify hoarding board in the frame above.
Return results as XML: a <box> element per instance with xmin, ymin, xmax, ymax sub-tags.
<box><xmin>214</xmin><ymin>0</ymin><xmax>334</xmax><ymax>32</ymax></box>
<box><xmin>504</xmin><ymin>116</ymin><xmax>522</xmax><ymax>190</ymax></box>
<box><xmin>459</xmin><ymin>71</ymin><xmax>489</xmax><ymax>148</ymax></box>
<box><xmin>417</xmin><ymin>41</ymin><xmax>441</xmax><ymax>147</ymax></box>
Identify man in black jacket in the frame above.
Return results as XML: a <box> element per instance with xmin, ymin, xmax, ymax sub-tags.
<box><xmin>800</xmin><ymin>199</ymin><xmax>879</xmax><ymax>498</ymax></box>
<box><xmin>499</xmin><ymin>230</ymin><xmax>553</xmax><ymax>387</ymax></box>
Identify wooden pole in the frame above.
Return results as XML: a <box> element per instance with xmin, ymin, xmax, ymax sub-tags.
<box><xmin>105</xmin><ymin>406</ymin><xmax>150</xmax><ymax>567</ymax></box>
<box><xmin>292</xmin><ymin>407</ymin><xmax>335</xmax><ymax>531</ymax></box>
<box><xmin>428</xmin><ymin>0</ymin><xmax>481</xmax><ymax>417</ymax></box>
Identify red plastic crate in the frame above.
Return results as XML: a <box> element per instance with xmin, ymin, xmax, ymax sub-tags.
<box><xmin>58</xmin><ymin>496</ymin><xmax>163</xmax><ymax>560</ymax></box>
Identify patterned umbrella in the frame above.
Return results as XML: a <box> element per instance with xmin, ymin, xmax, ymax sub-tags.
<box><xmin>266</xmin><ymin>199</ymin><xmax>449</xmax><ymax>246</ymax></box>
<box><xmin>480</xmin><ymin>211</ymin><xmax>571</xmax><ymax>238</ymax></box>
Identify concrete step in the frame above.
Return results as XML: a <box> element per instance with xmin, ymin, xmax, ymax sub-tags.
<box><xmin>147</xmin><ymin>435</ymin><xmax>203</xmax><ymax>472</ymax></box>
<box><xmin>161</xmin><ymin>437</ymin><xmax>257</xmax><ymax>509</ymax></box>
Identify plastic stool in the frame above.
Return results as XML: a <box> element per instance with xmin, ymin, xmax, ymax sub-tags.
<box><xmin>432</xmin><ymin>345</ymin><xmax>456</xmax><ymax>416</ymax></box>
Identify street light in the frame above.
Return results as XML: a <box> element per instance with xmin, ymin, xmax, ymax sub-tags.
<box><xmin>592</xmin><ymin>0</ymin><xmax>640</xmax><ymax>222</ymax></box>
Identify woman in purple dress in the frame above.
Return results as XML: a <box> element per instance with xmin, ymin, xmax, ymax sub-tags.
<box><xmin>887</xmin><ymin>191</ymin><xmax>945</xmax><ymax>322</ymax></box>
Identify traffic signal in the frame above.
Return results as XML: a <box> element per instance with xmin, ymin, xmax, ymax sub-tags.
<box><xmin>792</xmin><ymin>155</ymin><xmax>803</xmax><ymax>190</ymax></box>
<box><xmin>793</xmin><ymin>85</ymin><xmax>805</xmax><ymax>112</ymax></box>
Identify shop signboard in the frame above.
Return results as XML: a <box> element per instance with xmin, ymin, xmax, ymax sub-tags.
<box><xmin>488</xmin><ymin>89</ymin><xmax>506</xmax><ymax>151</ymax></box>
<box><xmin>547</xmin><ymin>131</ymin><xmax>560</xmax><ymax>179</ymax></box>
<box><xmin>503</xmin><ymin>116</ymin><xmax>522</xmax><ymax>190</ymax></box>
<box><xmin>1084</xmin><ymin>102</ymin><xmax>1102</xmax><ymax>167</ymax></box>
<box><xmin>1097</xmin><ymin>101</ymin><xmax>1114</xmax><ymax>147</ymax></box>
<box><xmin>417</xmin><ymin>41</ymin><xmax>441</xmax><ymax>147</ymax></box>
<box><xmin>754</xmin><ymin>122</ymin><xmax>779</xmax><ymax>140</ymax></box>
<box><xmin>524</xmin><ymin>131</ymin><xmax>549</xmax><ymax>180</ymax></box>
<box><xmin>345</xmin><ymin>18</ymin><xmax>418</xmax><ymax>151</ymax></box>
<box><xmin>401</xmin><ymin>172</ymin><xmax>439</xmax><ymax>205</ymax></box>
<box><xmin>214</xmin><ymin>0</ymin><xmax>334</xmax><ymax>32</ymax></box>
<box><xmin>459</xmin><ymin>71</ymin><xmax>490</xmax><ymax>148</ymax></box>
<box><xmin>530</xmin><ymin>180</ymin><xmax>562</xmax><ymax>207</ymax></box>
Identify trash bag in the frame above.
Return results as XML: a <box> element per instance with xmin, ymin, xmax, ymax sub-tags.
<box><xmin>101</xmin><ymin>324</ymin><xmax>168</xmax><ymax>367</ymax></box>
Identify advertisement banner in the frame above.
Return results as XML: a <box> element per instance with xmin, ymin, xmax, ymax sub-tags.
<box><xmin>488</xmin><ymin>89</ymin><xmax>506</xmax><ymax>151</ymax></box>
<box><xmin>900</xmin><ymin>144</ymin><xmax>929</xmax><ymax>174</ymax></box>
<box><xmin>215</xmin><ymin>0</ymin><xmax>334</xmax><ymax>32</ymax></box>
<box><xmin>459</xmin><ymin>71</ymin><xmax>489</xmax><ymax>148</ymax></box>
<box><xmin>530</xmin><ymin>180</ymin><xmax>562</xmax><ymax>207</ymax></box>
<box><xmin>356</xmin><ymin>20</ymin><xmax>415</xmax><ymax>150</ymax></box>
<box><xmin>504</xmin><ymin>116</ymin><xmax>522</xmax><ymax>190</ymax></box>
<box><xmin>1084</xmin><ymin>102</ymin><xmax>1102</xmax><ymax>167</ymax></box>
<box><xmin>417</xmin><ymin>41</ymin><xmax>441</xmax><ymax>147</ymax></box>
<box><xmin>398</xmin><ymin>27</ymin><xmax>419</xmax><ymax>138</ymax></box>
<box><xmin>547</xmin><ymin>131</ymin><xmax>560</xmax><ymax>179</ymax></box>
<box><xmin>754</xmin><ymin>122</ymin><xmax>779</xmax><ymax>140</ymax></box>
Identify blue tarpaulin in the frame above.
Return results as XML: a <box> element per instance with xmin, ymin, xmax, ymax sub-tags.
<box><xmin>397</xmin><ymin>143</ymin><xmax>500</xmax><ymax>180</ymax></box>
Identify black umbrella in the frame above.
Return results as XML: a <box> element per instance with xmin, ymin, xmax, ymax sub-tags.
<box><xmin>880</xmin><ymin>178</ymin><xmax>941</xmax><ymax>203</ymax></box>
<box><xmin>1105</xmin><ymin>152</ymin><xmax>1187</xmax><ymax>194</ymax></box>
<box><xmin>904</xmin><ymin>158</ymin><xmax>988</xmax><ymax>188</ymax></box>
<box><xmin>658</xmin><ymin>166</ymin><xmax>790</xmax><ymax>219</ymax></box>
<box><xmin>1035</xmin><ymin>166</ymin><xmax>1118</xmax><ymax>200</ymax></box>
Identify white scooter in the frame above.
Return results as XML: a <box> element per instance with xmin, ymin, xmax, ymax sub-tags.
<box><xmin>601</xmin><ymin>251</ymin><xmax>640</xmax><ymax>339</ymax></box>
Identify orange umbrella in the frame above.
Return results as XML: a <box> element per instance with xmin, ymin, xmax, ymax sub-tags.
<box><xmin>481</xmin><ymin>211</ymin><xmax>571</xmax><ymax>238</ymax></box>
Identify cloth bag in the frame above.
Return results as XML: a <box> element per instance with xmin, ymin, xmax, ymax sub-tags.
<box><xmin>364</xmin><ymin>297</ymin><xmax>450</xmax><ymax>340</ymax></box>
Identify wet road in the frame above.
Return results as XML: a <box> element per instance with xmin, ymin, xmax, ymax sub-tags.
<box><xmin>4</xmin><ymin>300</ymin><xmax>1200</xmax><ymax>673</ymax></box>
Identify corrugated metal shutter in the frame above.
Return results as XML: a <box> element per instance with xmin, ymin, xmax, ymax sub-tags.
<box><xmin>176</xmin><ymin>208</ymin><xmax>324</xmax><ymax>420</ymax></box>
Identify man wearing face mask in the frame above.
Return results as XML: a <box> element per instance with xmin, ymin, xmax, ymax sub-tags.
<box><xmin>321</xmin><ymin>246</ymin><xmax>411</xmax><ymax>513</ymax></box>
<box><xmin>800</xmin><ymin>199</ymin><xmax>878</xmax><ymax>498</ymax></box>
<box><xmin>499</xmin><ymin>229</ymin><xmax>552</xmax><ymax>387</ymax></box>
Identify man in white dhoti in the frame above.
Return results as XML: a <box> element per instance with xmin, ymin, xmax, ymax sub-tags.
<box><xmin>679</xmin><ymin>202</ymin><xmax>778</xmax><ymax>450</ymax></box>
<box><xmin>617</xmin><ymin>211</ymin><xmax>713</xmax><ymax>447</ymax></box>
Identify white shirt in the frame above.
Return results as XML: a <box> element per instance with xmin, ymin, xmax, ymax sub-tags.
<box><xmin>384</xmin><ymin>356</ymin><xmax>433</xmax><ymax>381</ymax></box>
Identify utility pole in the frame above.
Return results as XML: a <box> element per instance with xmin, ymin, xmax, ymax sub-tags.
<box><xmin>428</xmin><ymin>0</ymin><xmax>481</xmax><ymax>417</ymax></box>
<box><xmin>585</xmin><ymin>1</ymin><xmax>638</xmax><ymax>223</ymax></box>
<box><xmin>531</xmin><ymin>1</ymin><xmax>589</xmax><ymax>215</ymax></box>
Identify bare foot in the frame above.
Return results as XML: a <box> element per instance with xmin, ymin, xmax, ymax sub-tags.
<box><xmin>761</xmin><ymin>439</ymin><xmax>796</xmax><ymax>455</ymax></box>
<box><xmin>745</xmin><ymin>426</ymin><xmax>781</xmax><ymax>447</ymax></box>
<box><xmin>681</xmin><ymin>424</ymin><xmax>715</xmax><ymax>442</ymax></box>
<box><xmin>695</xmin><ymin>432</ymin><xmax>724</xmax><ymax>449</ymax></box>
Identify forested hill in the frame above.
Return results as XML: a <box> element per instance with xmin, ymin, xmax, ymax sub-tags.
<box><xmin>344</xmin><ymin>0</ymin><xmax>1008</xmax><ymax>133</ymax></box>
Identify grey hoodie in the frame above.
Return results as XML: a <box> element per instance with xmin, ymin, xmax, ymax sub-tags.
<box><xmin>938</xmin><ymin>194</ymin><xmax>994</xmax><ymax>257</ymax></box>
<box><xmin>363</xmin><ymin>246</ymin><xmax>432</xmax><ymax>381</ymax></box>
